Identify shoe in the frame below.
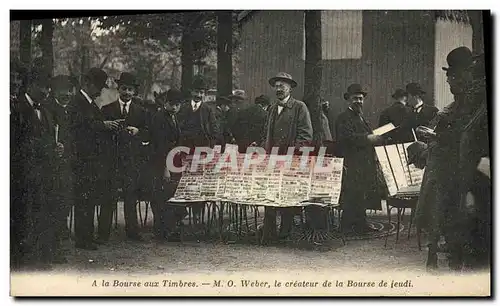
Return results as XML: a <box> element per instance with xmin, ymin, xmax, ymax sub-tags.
<box><xmin>75</xmin><ymin>242</ymin><xmax>98</xmax><ymax>250</ymax></box>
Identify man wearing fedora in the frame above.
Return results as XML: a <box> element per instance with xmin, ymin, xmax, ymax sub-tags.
<box><xmin>150</xmin><ymin>89</ymin><xmax>186</xmax><ymax>242</ymax></box>
<box><xmin>67</xmin><ymin>67</ymin><xmax>124</xmax><ymax>250</ymax></box>
<box><xmin>378</xmin><ymin>88</ymin><xmax>414</xmax><ymax>144</ymax></box>
<box><xmin>260</xmin><ymin>72</ymin><xmax>313</xmax><ymax>241</ymax></box>
<box><xmin>405</xmin><ymin>82</ymin><xmax>439</xmax><ymax>132</ymax></box>
<box><xmin>98</xmin><ymin>72</ymin><xmax>150</xmax><ymax>242</ymax></box>
<box><xmin>335</xmin><ymin>84</ymin><xmax>385</xmax><ymax>234</ymax></box>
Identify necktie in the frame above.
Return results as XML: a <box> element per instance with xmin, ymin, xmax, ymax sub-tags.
<box><xmin>33</xmin><ymin>103</ymin><xmax>42</xmax><ymax>121</ymax></box>
<box><xmin>171</xmin><ymin>114</ymin><xmax>177</xmax><ymax>128</ymax></box>
<box><xmin>122</xmin><ymin>104</ymin><xmax>128</xmax><ymax>117</ymax></box>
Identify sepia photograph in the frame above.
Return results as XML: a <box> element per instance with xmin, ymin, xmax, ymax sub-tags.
<box><xmin>8</xmin><ymin>8</ymin><xmax>491</xmax><ymax>297</ymax></box>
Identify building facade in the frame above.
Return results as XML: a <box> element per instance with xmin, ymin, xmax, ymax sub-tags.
<box><xmin>238</xmin><ymin>10</ymin><xmax>473</xmax><ymax>127</ymax></box>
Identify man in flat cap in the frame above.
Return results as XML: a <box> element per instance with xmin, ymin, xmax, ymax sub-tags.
<box><xmin>99</xmin><ymin>72</ymin><xmax>150</xmax><ymax>243</ymax></box>
<box><xmin>335</xmin><ymin>84</ymin><xmax>385</xmax><ymax>235</ymax></box>
<box><xmin>67</xmin><ymin>67</ymin><xmax>124</xmax><ymax>250</ymax></box>
<box><xmin>150</xmin><ymin>89</ymin><xmax>186</xmax><ymax>242</ymax></box>
<box><xmin>259</xmin><ymin>72</ymin><xmax>313</xmax><ymax>242</ymax></box>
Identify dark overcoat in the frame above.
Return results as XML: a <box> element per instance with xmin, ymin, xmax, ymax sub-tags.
<box><xmin>335</xmin><ymin>108</ymin><xmax>382</xmax><ymax>210</ymax></box>
<box><xmin>177</xmin><ymin>102</ymin><xmax>220</xmax><ymax>148</ymax></box>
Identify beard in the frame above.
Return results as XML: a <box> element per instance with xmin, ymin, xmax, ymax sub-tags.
<box><xmin>351</xmin><ymin>102</ymin><xmax>363</xmax><ymax>114</ymax></box>
<box><xmin>276</xmin><ymin>90</ymin><xmax>286</xmax><ymax>100</ymax></box>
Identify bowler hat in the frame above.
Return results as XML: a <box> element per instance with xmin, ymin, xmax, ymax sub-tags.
<box><xmin>228</xmin><ymin>89</ymin><xmax>247</xmax><ymax>101</ymax></box>
<box><xmin>442</xmin><ymin>46</ymin><xmax>474</xmax><ymax>74</ymax></box>
<box><xmin>192</xmin><ymin>75</ymin><xmax>208</xmax><ymax>90</ymax></box>
<box><xmin>269</xmin><ymin>72</ymin><xmax>298</xmax><ymax>88</ymax></box>
<box><xmin>343</xmin><ymin>83</ymin><xmax>367</xmax><ymax>100</ymax></box>
<box><xmin>84</xmin><ymin>67</ymin><xmax>109</xmax><ymax>89</ymax></box>
<box><xmin>50</xmin><ymin>75</ymin><xmax>75</xmax><ymax>91</ymax></box>
<box><xmin>116</xmin><ymin>72</ymin><xmax>138</xmax><ymax>88</ymax></box>
<box><xmin>255</xmin><ymin>94</ymin><xmax>271</xmax><ymax>106</ymax></box>
<box><xmin>391</xmin><ymin>88</ymin><xmax>408</xmax><ymax>100</ymax></box>
<box><xmin>405</xmin><ymin>82</ymin><xmax>426</xmax><ymax>96</ymax></box>
<box><xmin>166</xmin><ymin>88</ymin><xmax>184</xmax><ymax>103</ymax></box>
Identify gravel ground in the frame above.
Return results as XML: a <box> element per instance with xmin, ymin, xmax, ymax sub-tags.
<box><xmin>28</xmin><ymin>202</ymin><xmax>471</xmax><ymax>276</ymax></box>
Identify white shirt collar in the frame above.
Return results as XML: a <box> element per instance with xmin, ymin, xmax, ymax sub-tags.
<box><xmin>55</xmin><ymin>98</ymin><xmax>67</xmax><ymax>108</ymax></box>
<box><xmin>119</xmin><ymin>97</ymin><xmax>131</xmax><ymax>105</ymax></box>
<box><xmin>80</xmin><ymin>89</ymin><xmax>93</xmax><ymax>104</ymax></box>
<box><xmin>278</xmin><ymin>95</ymin><xmax>291</xmax><ymax>106</ymax></box>
<box><xmin>25</xmin><ymin>93</ymin><xmax>35</xmax><ymax>107</ymax></box>
<box><xmin>414</xmin><ymin>99</ymin><xmax>424</xmax><ymax>110</ymax></box>
<box><xmin>191</xmin><ymin>100</ymin><xmax>202</xmax><ymax>109</ymax></box>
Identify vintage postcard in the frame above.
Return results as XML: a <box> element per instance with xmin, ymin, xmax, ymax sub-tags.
<box><xmin>9</xmin><ymin>9</ymin><xmax>491</xmax><ymax>297</ymax></box>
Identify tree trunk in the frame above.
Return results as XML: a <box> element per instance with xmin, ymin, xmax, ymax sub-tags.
<box><xmin>40</xmin><ymin>19</ymin><xmax>54</xmax><ymax>79</ymax></box>
<box><xmin>217</xmin><ymin>10</ymin><xmax>233</xmax><ymax>97</ymax></box>
<box><xmin>19</xmin><ymin>20</ymin><xmax>32</xmax><ymax>87</ymax></box>
<box><xmin>303</xmin><ymin>10</ymin><xmax>326</xmax><ymax>230</ymax></box>
<box><xmin>469</xmin><ymin>10</ymin><xmax>485</xmax><ymax>54</ymax></box>
<box><xmin>303</xmin><ymin>10</ymin><xmax>323</xmax><ymax>145</ymax></box>
<box><xmin>181</xmin><ymin>13</ymin><xmax>194</xmax><ymax>96</ymax></box>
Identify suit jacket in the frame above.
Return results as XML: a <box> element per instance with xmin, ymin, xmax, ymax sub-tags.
<box><xmin>150</xmin><ymin>109</ymin><xmax>181</xmax><ymax>172</ymax></box>
<box><xmin>378</xmin><ymin>102</ymin><xmax>414</xmax><ymax>143</ymax></box>
<box><xmin>67</xmin><ymin>90</ymin><xmax>108</xmax><ymax>163</ymax></box>
<box><xmin>177</xmin><ymin>101</ymin><xmax>220</xmax><ymax>147</ymax></box>
<box><xmin>335</xmin><ymin>108</ymin><xmax>382</xmax><ymax>210</ymax></box>
<box><xmin>234</xmin><ymin>104</ymin><xmax>268</xmax><ymax>152</ymax></box>
<box><xmin>412</xmin><ymin>104</ymin><xmax>439</xmax><ymax>129</ymax></box>
<box><xmin>101</xmin><ymin>100</ymin><xmax>150</xmax><ymax>170</ymax></box>
<box><xmin>262</xmin><ymin>97</ymin><xmax>313</xmax><ymax>153</ymax></box>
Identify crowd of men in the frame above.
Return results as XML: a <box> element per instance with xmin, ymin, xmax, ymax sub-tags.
<box><xmin>10</xmin><ymin>45</ymin><xmax>489</xmax><ymax>272</ymax></box>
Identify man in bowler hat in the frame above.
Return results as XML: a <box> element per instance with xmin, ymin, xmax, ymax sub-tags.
<box><xmin>378</xmin><ymin>88</ymin><xmax>414</xmax><ymax>143</ymax></box>
<box><xmin>405</xmin><ymin>82</ymin><xmax>439</xmax><ymax>132</ymax></box>
<box><xmin>259</xmin><ymin>72</ymin><xmax>313</xmax><ymax>241</ymax></box>
<box><xmin>99</xmin><ymin>72</ymin><xmax>150</xmax><ymax>242</ymax></box>
<box><xmin>178</xmin><ymin>75</ymin><xmax>220</xmax><ymax>150</ymax></box>
<box><xmin>67</xmin><ymin>67</ymin><xmax>124</xmax><ymax>250</ymax></box>
<box><xmin>335</xmin><ymin>84</ymin><xmax>385</xmax><ymax>234</ymax></box>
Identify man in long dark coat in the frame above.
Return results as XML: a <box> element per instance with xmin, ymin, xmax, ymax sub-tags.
<box><xmin>412</xmin><ymin>46</ymin><xmax>480</xmax><ymax>270</ymax></box>
<box><xmin>99</xmin><ymin>72</ymin><xmax>150</xmax><ymax>242</ymax></box>
<box><xmin>67</xmin><ymin>68</ymin><xmax>123</xmax><ymax>250</ymax></box>
<box><xmin>11</xmin><ymin>65</ymin><xmax>64</xmax><ymax>269</ymax></box>
<box><xmin>149</xmin><ymin>89</ymin><xmax>185</xmax><ymax>242</ymax></box>
<box><xmin>335</xmin><ymin>84</ymin><xmax>385</xmax><ymax>234</ymax></box>
<box><xmin>46</xmin><ymin>75</ymin><xmax>78</xmax><ymax>256</ymax></box>
<box><xmin>259</xmin><ymin>72</ymin><xmax>313</xmax><ymax>241</ymax></box>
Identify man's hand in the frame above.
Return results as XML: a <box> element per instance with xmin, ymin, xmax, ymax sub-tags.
<box><xmin>55</xmin><ymin>142</ymin><xmax>64</xmax><ymax>157</ymax></box>
<box><xmin>477</xmin><ymin>157</ymin><xmax>490</xmax><ymax>179</ymax></box>
<box><xmin>126</xmin><ymin>126</ymin><xmax>139</xmax><ymax>136</ymax></box>
<box><xmin>367</xmin><ymin>134</ymin><xmax>384</xmax><ymax>145</ymax></box>
<box><xmin>104</xmin><ymin>120</ymin><xmax>121</xmax><ymax>131</ymax></box>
